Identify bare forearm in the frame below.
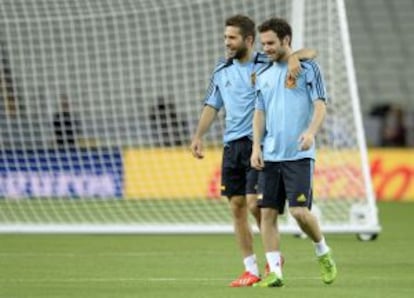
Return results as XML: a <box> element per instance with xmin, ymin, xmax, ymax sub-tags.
<box><xmin>193</xmin><ymin>105</ymin><xmax>217</xmax><ymax>139</ymax></box>
<box><xmin>292</xmin><ymin>48</ymin><xmax>317</xmax><ymax>60</ymax></box>
<box><xmin>253</xmin><ymin>110</ymin><xmax>265</xmax><ymax>149</ymax></box>
<box><xmin>307</xmin><ymin>100</ymin><xmax>326</xmax><ymax>135</ymax></box>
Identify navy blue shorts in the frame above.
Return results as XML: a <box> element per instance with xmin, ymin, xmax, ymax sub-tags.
<box><xmin>221</xmin><ymin>137</ymin><xmax>260</xmax><ymax>198</ymax></box>
<box><xmin>259</xmin><ymin>158</ymin><xmax>314</xmax><ymax>214</ymax></box>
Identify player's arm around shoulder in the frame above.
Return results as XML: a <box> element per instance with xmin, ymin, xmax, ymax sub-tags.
<box><xmin>287</xmin><ymin>48</ymin><xmax>318</xmax><ymax>78</ymax></box>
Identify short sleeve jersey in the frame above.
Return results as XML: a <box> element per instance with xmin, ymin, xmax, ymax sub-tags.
<box><xmin>255</xmin><ymin>60</ymin><xmax>327</xmax><ymax>161</ymax></box>
<box><xmin>204</xmin><ymin>52</ymin><xmax>270</xmax><ymax>144</ymax></box>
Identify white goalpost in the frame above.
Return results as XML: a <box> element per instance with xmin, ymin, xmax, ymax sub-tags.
<box><xmin>0</xmin><ymin>0</ymin><xmax>380</xmax><ymax>237</ymax></box>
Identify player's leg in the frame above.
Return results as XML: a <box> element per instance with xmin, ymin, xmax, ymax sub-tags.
<box><xmin>253</xmin><ymin>162</ymin><xmax>284</xmax><ymax>288</ymax></box>
<box><xmin>227</xmin><ymin>196</ymin><xmax>260</xmax><ymax>287</ymax></box>
<box><xmin>246</xmin><ymin>169</ymin><xmax>284</xmax><ymax>276</ymax></box>
<box><xmin>245</xmin><ymin>142</ymin><xmax>270</xmax><ymax>276</ymax></box>
<box><xmin>243</xmin><ymin>137</ymin><xmax>261</xmax><ymax>229</ymax></box>
<box><xmin>222</xmin><ymin>141</ymin><xmax>260</xmax><ymax>287</ymax></box>
<box><xmin>289</xmin><ymin>207</ymin><xmax>322</xmax><ymax>242</ymax></box>
<box><xmin>284</xmin><ymin>158</ymin><xmax>337</xmax><ymax>284</ymax></box>
<box><xmin>229</xmin><ymin>195</ymin><xmax>254</xmax><ymax>259</ymax></box>
<box><xmin>284</xmin><ymin>159</ymin><xmax>322</xmax><ymax>240</ymax></box>
<box><xmin>245</xmin><ymin>168</ymin><xmax>261</xmax><ymax>229</ymax></box>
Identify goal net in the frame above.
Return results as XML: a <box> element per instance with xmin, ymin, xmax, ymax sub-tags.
<box><xmin>0</xmin><ymin>0</ymin><xmax>380</xmax><ymax>235</ymax></box>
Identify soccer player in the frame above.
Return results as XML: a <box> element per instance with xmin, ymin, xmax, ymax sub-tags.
<box><xmin>190</xmin><ymin>14</ymin><xmax>317</xmax><ymax>287</ymax></box>
<box><xmin>251</xmin><ymin>17</ymin><xmax>337</xmax><ymax>287</ymax></box>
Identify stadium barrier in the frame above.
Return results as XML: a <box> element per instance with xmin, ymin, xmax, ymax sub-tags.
<box><xmin>369</xmin><ymin>149</ymin><xmax>414</xmax><ymax>201</ymax></box>
<box><xmin>0</xmin><ymin>148</ymin><xmax>123</xmax><ymax>198</ymax></box>
<box><xmin>1</xmin><ymin>148</ymin><xmax>412</xmax><ymax>201</ymax></box>
<box><xmin>124</xmin><ymin>148</ymin><xmax>414</xmax><ymax>201</ymax></box>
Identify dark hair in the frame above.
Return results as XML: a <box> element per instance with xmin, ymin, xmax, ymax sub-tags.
<box><xmin>225</xmin><ymin>14</ymin><xmax>255</xmax><ymax>41</ymax></box>
<box><xmin>258</xmin><ymin>17</ymin><xmax>292</xmax><ymax>45</ymax></box>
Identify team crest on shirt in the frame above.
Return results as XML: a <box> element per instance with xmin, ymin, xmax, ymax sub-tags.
<box><xmin>285</xmin><ymin>74</ymin><xmax>297</xmax><ymax>89</ymax></box>
<box><xmin>250</xmin><ymin>72</ymin><xmax>256</xmax><ymax>87</ymax></box>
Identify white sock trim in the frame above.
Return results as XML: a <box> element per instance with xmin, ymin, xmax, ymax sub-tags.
<box><xmin>265</xmin><ymin>251</ymin><xmax>283</xmax><ymax>277</ymax></box>
<box><xmin>314</xmin><ymin>237</ymin><xmax>330</xmax><ymax>257</ymax></box>
<box><xmin>243</xmin><ymin>254</ymin><xmax>259</xmax><ymax>277</ymax></box>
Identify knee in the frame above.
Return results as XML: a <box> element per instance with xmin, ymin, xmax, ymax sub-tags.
<box><xmin>255</xmin><ymin>208</ymin><xmax>277</xmax><ymax>230</ymax></box>
<box><xmin>230</xmin><ymin>196</ymin><xmax>247</xmax><ymax>218</ymax></box>
<box><xmin>289</xmin><ymin>207</ymin><xmax>309</xmax><ymax>224</ymax></box>
<box><xmin>246</xmin><ymin>197</ymin><xmax>259</xmax><ymax>214</ymax></box>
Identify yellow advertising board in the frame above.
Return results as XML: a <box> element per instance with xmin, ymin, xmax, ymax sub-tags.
<box><xmin>369</xmin><ymin>149</ymin><xmax>414</xmax><ymax>201</ymax></box>
<box><xmin>124</xmin><ymin>147</ymin><xmax>221</xmax><ymax>199</ymax></box>
<box><xmin>124</xmin><ymin>148</ymin><xmax>414</xmax><ymax>201</ymax></box>
<box><xmin>312</xmin><ymin>149</ymin><xmax>366</xmax><ymax>201</ymax></box>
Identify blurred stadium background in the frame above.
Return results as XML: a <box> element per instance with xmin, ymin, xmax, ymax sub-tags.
<box><xmin>0</xmin><ymin>0</ymin><xmax>411</xmax><ymax>232</ymax></box>
<box><xmin>0</xmin><ymin>0</ymin><xmax>413</xmax><ymax>297</ymax></box>
<box><xmin>1</xmin><ymin>0</ymin><xmax>414</xmax><ymax>147</ymax></box>
<box><xmin>0</xmin><ymin>0</ymin><xmax>412</xmax><ymax>208</ymax></box>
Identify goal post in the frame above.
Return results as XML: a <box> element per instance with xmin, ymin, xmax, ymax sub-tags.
<box><xmin>0</xmin><ymin>0</ymin><xmax>380</xmax><ymax>236</ymax></box>
<box><xmin>335</xmin><ymin>0</ymin><xmax>380</xmax><ymax>235</ymax></box>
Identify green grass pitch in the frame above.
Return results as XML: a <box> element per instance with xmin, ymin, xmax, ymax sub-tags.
<box><xmin>0</xmin><ymin>202</ymin><xmax>413</xmax><ymax>298</ymax></box>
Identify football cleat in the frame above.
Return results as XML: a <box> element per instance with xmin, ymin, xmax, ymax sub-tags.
<box><xmin>318</xmin><ymin>251</ymin><xmax>337</xmax><ymax>284</ymax></box>
<box><xmin>253</xmin><ymin>272</ymin><xmax>284</xmax><ymax>288</ymax></box>
<box><xmin>229</xmin><ymin>271</ymin><xmax>261</xmax><ymax>287</ymax></box>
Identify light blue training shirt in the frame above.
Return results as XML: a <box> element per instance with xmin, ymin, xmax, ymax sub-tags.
<box><xmin>255</xmin><ymin>60</ymin><xmax>327</xmax><ymax>161</ymax></box>
<box><xmin>204</xmin><ymin>52</ymin><xmax>269</xmax><ymax>144</ymax></box>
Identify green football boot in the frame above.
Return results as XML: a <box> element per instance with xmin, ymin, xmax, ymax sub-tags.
<box><xmin>253</xmin><ymin>272</ymin><xmax>284</xmax><ymax>288</ymax></box>
<box><xmin>318</xmin><ymin>251</ymin><xmax>337</xmax><ymax>284</ymax></box>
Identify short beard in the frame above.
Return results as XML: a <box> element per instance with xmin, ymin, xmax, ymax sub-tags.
<box><xmin>275</xmin><ymin>48</ymin><xmax>287</xmax><ymax>62</ymax></box>
<box><xmin>233</xmin><ymin>46</ymin><xmax>248</xmax><ymax>60</ymax></box>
